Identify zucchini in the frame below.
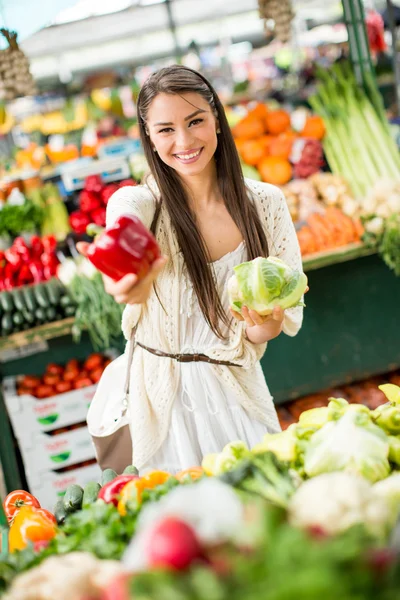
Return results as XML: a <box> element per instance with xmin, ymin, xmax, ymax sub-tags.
<box><xmin>82</xmin><ymin>482</ymin><xmax>101</xmax><ymax>508</ymax></box>
<box><xmin>22</xmin><ymin>287</ymin><xmax>37</xmax><ymax>313</ymax></box>
<box><xmin>101</xmin><ymin>469</ymin><xmax>118</xmax><ymax>486</ymax></box>
<box><xmin>12</xmin><ymin>312</ymin><xmax>24</xmax><ymax>327</ymax></box>
<box><xmin>123</xmin><ymin>465</ymin><xmax>139</xmax><ymax>476</ymax></box>
<box><xmin>54</xmin><ymin>499</ymin><xmax>68</xmax><ymax>525</ymax></box>
<box><xmin>34</xmin><ymin>283</ymin><xmax>49</xmax><ymax>309</ymax></box>
<box><xmin>46</xmin><ymin>279</ymin><xmax>60</xmax><ymax>306</ymax></box>
<box><xmin>1</xmin><ymin>313</ymin><xmax>13</xmax><ymax>335</ymax></box>
<box><xmin>35</xmin><ymin>307</ymin><xmax>46</xmax><ymax>323</ymax></box>
<box><xmin>63</xmin><ymin>484</ymin><xmax>84</xmax><ymax>514</ymax></box>
<box><xmin>46</xmin><ymin>306</ymin><xmax>57</xmax><ymax>321</ymax></box>
<box><xmin>21</xmin><ymin>310</ymin><xmax>35</xmax><ymax>325</ymax></box>
<box><xmin>0</xmin><ymin>291</ymin><xmax>14</xmax><ymax>313</ymax></box>
<box><xmin>11</xmin><ymin>288</ymin><xmax>26</xmax><ymax>312</ymax></box>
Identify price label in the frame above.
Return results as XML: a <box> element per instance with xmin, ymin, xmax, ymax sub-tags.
<box><xmin>0</xmin><ymin>340</ymin><xmax>49</xmax><ymax>363</ymax></box>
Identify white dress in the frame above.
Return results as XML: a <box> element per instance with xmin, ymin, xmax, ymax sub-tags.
<box><xmin>141</xmin><ymin>241</ymin><xmax>276</xmax><ymax>473</ymax></box>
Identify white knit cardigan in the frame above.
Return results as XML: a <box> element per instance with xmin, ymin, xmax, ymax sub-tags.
<box><xmin>106</xmin><ymin>178</ymin><xmax>303</xmax><ymax>469</ymax></box>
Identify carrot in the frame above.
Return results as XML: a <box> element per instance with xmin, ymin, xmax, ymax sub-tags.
<box><xmin>352</xmin><ymin>217</ymin><xmax>364</xmax><ymax>240</ymax></box>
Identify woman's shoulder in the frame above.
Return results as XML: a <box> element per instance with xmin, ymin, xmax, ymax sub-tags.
<box><xmin>244</xmin><ymin>177</ymin><xmax>284</xmax><ymax>204</ymax></box>
<box><xmin>106</xmin><ymin>182</ymin><xmax>158</xmax><ymax>228</ymax></box>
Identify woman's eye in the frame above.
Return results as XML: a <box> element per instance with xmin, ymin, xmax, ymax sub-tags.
<box><xmin>189</xmin><ymin>118</ymin><xmax>203</xmax><ymax>126</ymax></box>
<box><xmin>158</xmin><ymin>127</ymin><xmax>173</xmax><ymax>133</ymax></box>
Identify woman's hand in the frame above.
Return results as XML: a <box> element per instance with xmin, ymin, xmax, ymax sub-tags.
<box><xmin>77</xmin><ymin>241</ymin><xmax>168</xmax><ymax>305</ymax></box>
<box><xmin>231</xmin><ymin>306</ymin><xmax>285</xmax><ymax>344</ymax></box>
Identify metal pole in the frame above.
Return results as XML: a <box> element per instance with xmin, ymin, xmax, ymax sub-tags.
<box><xmin>386</xmin><ymin>0</ymin><xmax>400</xmax><ymax>113</ymax></box>
<box><xmin>164</xmin><ymin>0</ymin><xmax>182</xmax><ymax>63</ymax></box>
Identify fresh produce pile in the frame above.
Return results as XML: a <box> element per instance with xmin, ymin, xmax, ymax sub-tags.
<box><xmin>0</xmin><ymin>235</ymin><xmax>59</xmax><ymax>291</ymax></box>
<box><xmin>0</xmin><ymin>278</ymin><xmax>75</xmax><ymax>337</ymax></box>
<box><xmin>297</xmin><ymin>206</ymin><xmax>364</xmax><ymax>256</ymax></box>
<box><xmin>232</xmin><ymin>102</ymin><xmax>325</xmax><ymax>186</ymax></box>
<box><xmin>0</xmin><ymin>198</ymin><xmax>43</xmax><ymax>240</ymax></box>
<box><xmin>69</xmin><ymin>175</ymin><xmax>137</xmax><ymax>234</ymax></box>
<box><xmin>16</xmin><ymin>352</ymin><xmax>110</xmax><ymax>398</ymax></box>
<box><xmin>2</xmin><ymin>383</ymin><xmax>400</xmax><ymax>599</ymax></box>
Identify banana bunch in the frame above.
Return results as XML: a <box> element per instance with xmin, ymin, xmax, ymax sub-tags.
<box><xmin>258</xmin><ymin>0</ymin><xmax>295</xmax><ymax>43</ymax></box>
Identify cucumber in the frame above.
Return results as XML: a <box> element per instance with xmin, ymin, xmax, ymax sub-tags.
<box><xmin>0</xmin><ymin>291</ymin><xmax>14</xmax><ymax>313</ymax></box>
<box><xmin>21</xmin><ymin>310</ymin><xmax>35</xmax><ymax>325</ymax></box>
<box><xmin>46</xmin><ymin>279</ymin><xmax>60</xmax><ymax>306</ymax></box>
<box><xmin>34</xmin><ymin>283</ymin><xmax>49</xmax><ymax>309</ymax></box>
<box><xmin>60</xmin><ymin>294</ymin><xmax>74</xmax><ymax>308</ymax></box>
<box><xmin>35</xmin><ymin>307</ymin><xmax>46</xmax><ymax>323</ymax></box>
<box><xmin>22</xmin><ymin>287</ymin><xmax>37</xmax><ymax>313</ymax></box>
<box><xmin>11</xmin><ymin>289</ymin><xmax>27</xmax><ymax>312</ymax></box>
<box><xmin>46</xmin><ymin>306</ymin><xmax>57</xmax><ymax>321</ymax></box>
<box><xmin>123</xmin><ymin>465</ymin><xmax>139</xmax><ymax>476</ymax></box>
<box><xmin>63</xmin><ymin>484</ymin><xmax>84</xmax><ymax>514</ymax></box>
<box><xmin>82</xmin><ymin>482</ymin><xmax>101</xmax><ymax>508</ymax></box>
<box><xmin>101</xmin><ymin>469</ymin><xmax>118</xmax><ymax>486</ymax></box>
<box><xmin>12</xmin><ymin>312</ymin><xmax>24</xmax><ymax>327</ymax></box>
<box><xmin>1</xmin><ymin>313</ymin><xmax>13</xmax><ymax>335</ymax></box>
<box><xmin>54</xmin><ymin>499</ymin><xmax>68</xmax><ymax>525</ymax></box>
<box><xmin>63</xmin><ymin>305</ymin><xmax>76</xmax><ymax>317</ymax></box>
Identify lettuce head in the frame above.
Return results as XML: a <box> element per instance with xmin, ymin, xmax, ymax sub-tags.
<box><xmin>228</xmin><ymin>256</ymin><xmax>308</xmax><ymax>315</ymax></box>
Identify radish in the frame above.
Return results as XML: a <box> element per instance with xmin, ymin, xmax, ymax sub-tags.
<box><xmin>146</xmin><ymin>517</ymin><xmax>202</xmax><ymax>570</ymax></box>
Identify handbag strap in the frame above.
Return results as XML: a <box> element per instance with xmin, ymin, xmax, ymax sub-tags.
<box><xmin>122</xmin><ymin>325</ymin><xmax>137</xmax><ymax>413</ymax></box>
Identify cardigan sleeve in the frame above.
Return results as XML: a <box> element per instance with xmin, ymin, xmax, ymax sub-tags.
<box><xmin>245</xmin><ymin>179</ymin><xmax>304</xmax><ymax>337</ymax></box>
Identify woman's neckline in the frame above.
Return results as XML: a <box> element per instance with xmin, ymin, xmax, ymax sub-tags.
<box><xmin>209</xmin><ymin>241</ymin><xmax>245</xmax><ymax>265</ymax></box>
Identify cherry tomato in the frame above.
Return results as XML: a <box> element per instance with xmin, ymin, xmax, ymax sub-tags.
<box><xmin>20</xmin><ymin>375</ymin><xmax>41</xmax><ymax>390</ymax></box>
<box><xmin>65</xmin><ymin>359</ymin><xmax>79</xmax><ymax>371</ymax></box>
<box><xmin>35</xmin><ymin>385</ymin><xmax>55</xmax><ymax>399</ymax></box>
<box><xmin>63</xmin><ymin>368</ymin><xmax>79</xmax><ymax>382</ymax></box>
<box><xmin>74</xmin><ymin>377</ymin><xmax>93</xmax><ymax>389</ymax></box>
<box><xmin>46</xmin><ymin>363</ymin><xmax>64</xmax><ymax>376</ymax></box>
<box><xmin>17</xmin><ymin>386</ymin><xmax>30</xmax><ymax>396</ymax></box>
<box><xmin>90</xmin><ymin>367</ymin><xmax>104</xmax><ymax>383</ymax></box>
<box><xmin>55</xmin><ymin>381</ymin><xmax>72</xmax><ymax>394</ymax></box>
<box><xmin>3</xmin><ymin>490</ymin><xmax>40</xmax><ymax>521</ymax></box>
<box><xmin>43</xmin><ymin>374</ymin><xmax>60</xmax><ymax>386</ymax></box>
<box><xmin>84</xmin><ymin>353</ymin><xmax>104</xmax><ymax>371</ymax></box>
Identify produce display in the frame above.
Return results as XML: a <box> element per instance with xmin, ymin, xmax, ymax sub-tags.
<box><xmin>2</xmin><ymin>382</ymin><xmax>400</xmax><ymax>599</ymax></box>
<box><xmin>228</xmin><ymin>256</ymin><xmax>307</xmax><ymax>315</ymax></box>
<box><xmin>69</xmin><ymin>176</ymin><xmax>137</xmax><ymax>234</ymax></box>
<box><xmin>0</xmin><ymin>235</ymin><xmax>59</xmax><ymax>291</ymax></box>
<box><xmin>16</xmin><ymin>352</ymin><xmax>110</xmax><ymax>398</ymax></box>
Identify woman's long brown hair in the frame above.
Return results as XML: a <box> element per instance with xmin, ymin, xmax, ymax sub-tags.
<box><xmin>137</xmin><ymin>65</ymin><xmax>268</xmax><ymax>338</ymax></box>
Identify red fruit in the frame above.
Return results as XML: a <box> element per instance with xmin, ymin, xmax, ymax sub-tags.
<box><xmin>55</xmin><ymin>381</ymin><xmax>73</xmax><ymax>394</ymax></box>
<box><xmin>79</xmin><ymin>190</ymin><xmax>101</xmax><ymax>214</ymax></box>
<box><xmin>91</xmin><ymin>207</ymin><xmax>106</xmax><ymax>226</ymax></box>
<box><xmin>101</xmin><ymin>574</ymin><xmax>131</xmax><ymax>600</ymax></box>
<box><xmin>146</xmin><ymin>517</ymin><xmax>202</xmax><ymax>571</ymax></box>
<box><xmin>101</xmin><ymin>184</ymin><xmax>119</xmax><ymax>205</ymax></box>
<box><xmin>84</xmin><ymin>175</ymin><xmax>103</xmax><ymax>194</ymax></box>
<box><xmin>84</xmin><ymin>353</ymin><xmax>104</xmax><ymax>371</ymax></box>
<box><xmin>65</xmin><ymin>359</ymin><xmax>79</xmax><ymax>371</ymax></box>
<box><xmin>74</xmin><ymin>377</ymin><xmax>93</xmax><ymax>389</ymax></box>
<box><xmin>69</xmin><ymin>211</ymin><xmax>91</xmax><ymax>235</ymax></box>
<box><xmin>46</xmin><ymin>363</ymin><xmax>64</xmax><ymax>376</ymax></box>
<box><xmin>35</xmin><ymin>385</ymin><xmax>55</xmax><ymax>399</ymax></box>
<box><xmin>118</xmin><ymin>179</ymin><xmax>136</xmax><ymax>188</ymax></box>
<box><xmin>90</xmin><ymin>367</ymin><xmax>104</xmax><ymax>383</ymax></box>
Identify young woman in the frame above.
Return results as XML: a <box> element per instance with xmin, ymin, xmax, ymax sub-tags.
<box><xmin>85</xmin><ymin>65</ymin><xmax>304</xmax><ymax>474</ymax></box>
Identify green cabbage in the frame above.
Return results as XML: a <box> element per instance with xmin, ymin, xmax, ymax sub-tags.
<box><xmin>304</xmin><ymin>410</ymin><xmax>390</xmax><ymax>483</ymax></box>
<box><xmin>228</xmin><ymin>256</ymin><xmax>308</xmax><ymax>316</ymax></box>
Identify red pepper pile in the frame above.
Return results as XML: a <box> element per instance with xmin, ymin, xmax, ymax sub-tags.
<box><xmin>69</xmin><ymin>175</ymin><xmax>137</xmax><ymax>234</ymax></box>
<box><xmin>0</xmin><ymin>235</ymin><xmax>59</xmax><ymax>291</ymax></box>
<box><xmin>17</xmin><ymin>353</ymin><xmax>111</xmax><ymax>398</ymax></box>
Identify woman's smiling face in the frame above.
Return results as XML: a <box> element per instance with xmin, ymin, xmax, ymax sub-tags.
<box><xmin>146</xmin><ymin>92</ymin><xmax>219</xmax><ymax>180</ymax></box>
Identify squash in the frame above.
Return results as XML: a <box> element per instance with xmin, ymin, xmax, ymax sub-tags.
<box><xmin>232</xmin><ymin>116</ymin><xmax>265</xmax><ymax>140</ymax></box>
<box><xmin>301</xmin><ymin>115</ymin><xmax>326</xmax><ymax>140</ymax></box>
<box><xmin>258</xmin><ymin>156</ymin><xmax>292</xmax><ymax>185</ymax></box>
<box><xmin>240</xmin><ymin>139</ymin><xmax>267</xmax><ymax>166</ymax></box>
<box><xmin>265</xmin><ymin>110</ymin><xmax>291</xmax><ymax>135</ymax></box>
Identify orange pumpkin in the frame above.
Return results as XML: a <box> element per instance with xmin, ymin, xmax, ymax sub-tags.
<box><xmin>240</xmin><ymin>139</ymin><xmax>267</xmax><ymax>166</ymax></box>
<box><xmin>265</xmin><ymin>110</ymin><xmax>291</xmax><ymax>135</ymax></box>
<box><xmin>232</xmin><ymin>116</ymin><xmax>265</xmax><ymax>140</ymax></box>
<box><xmin>258</xmin><ymin>156</ymin><xmax>292</xmax><ymax>185</ymax></box>
<box><xmin>301</xmin><ymin>115</ymin><xmax>326</xmax><ymax>140</ymax></box>
<box><xmin>268</xmin><ymin>133</ymin><xmax>296</xmax><ymax>159</ymax></box>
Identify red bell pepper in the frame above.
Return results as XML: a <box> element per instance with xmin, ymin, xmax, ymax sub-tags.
<box><xmin>4</xmin><ymin>248</ymin><xmax>22</xmax><ymax>271</ymax></box>
<box><xmin>29</xmin><ymin>261</ymin><xmax>44</xmax><ymax>284</ymax></box>
<box><xmin>17</xmin><ymin>264</ymin><xmax>34</xmax><ymax>286</ymax></box>
<box><xmin>42</xmin><ymin>235</ymin><xmax>57</xmax><ymax>254</ymax></box>
<box><xmin>69</xmin><ymin>210</ymin><xmax>91</xmax><ymax>234</ymax></box>
<box><xmin>80</xmin><ymin>190</ymin><xmax>101</xmax><ymax>214</ymax></box>
<box><xmin>91</xmin><ymin>207</ymin><xmax>106</xmax><ymax>226</ymax></box>
<box><xmin>30</xmin><ymin>235</ymin><xmax>44</xmax><ymax>259</ymax></box>
<box><xmin>101</xmin><ymin>184</ymin><xmax>119</xmax><ymax>206</ymax></box>
<box><xmin>98</xmin><ymin>474</ymin><xmax>139</xmax><ymax>507</ymax></box>
<box><xmin>86</xmin><ymin>214</ymin><xmax>160</xmax><ymax>281</ymax></box>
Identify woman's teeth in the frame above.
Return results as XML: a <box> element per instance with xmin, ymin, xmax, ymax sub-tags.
<box><xmin>176</xmin><ymin>149</ymin><xmax>201</xmax><ymax>160</ymax></box>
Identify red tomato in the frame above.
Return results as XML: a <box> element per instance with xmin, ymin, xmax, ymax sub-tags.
<box><xmin>20</xmin><ymin>375</ymin><xmax>41</xmax><ymax>390</ymax></box>
<box><xmin>35</xmin><ymin>385</ymin><xmax>55</xmax><ymax>399</ymax></box>
<box><xmin>17</xmin><ymin>386</ymin><xmax>30</xmax><ymax>396</ymax></box>
<box><xmin>46</xmin><ymin>363</ymin><xmax>64</xmax><ymax>376</ymax></box>
<box><xmin>55</xmin><ymin>381</ymin><xmax>72</xmax><ymax>394</ymax></box>
<box><xmin>103</xmin><ymin>358</ymin><xmax>112</xmax><ymax>369</ymax></box>
<box><xmin>74</xmin><ymin>377</ymin><xmax>93</xmax><ymax>389</ymax></box>
<box><xmin>3</xmin><ymin>490</ymin><xmax>40</xmax><ymax>521</ymax></box>
<box><xmin>90</xmin><ymin>367</ymin><xmax>104</xmax><ymax>383</ymax></box>
<box><xmin>38</xmin><ymin>508</ymin><xmax>57</xmax><ymax>524</ymax></box>
<box><xmin>43</xmin><ymin>374</ymin><xmax>60</xmax><ymax>386</ymax></box>
<box><xmin>84</xmin><ymin>353</ymin><xmax>104</xmax><ymax>371</ymax></box>
<box><xmin>63</xmin><ymin>369</ymin><xmax>79</xmax><ymax>382</ymax></box>
<box><xmin>65</xmin><ymin>359</ymin><xmax>79</xmax><ymax>371</ymax></box>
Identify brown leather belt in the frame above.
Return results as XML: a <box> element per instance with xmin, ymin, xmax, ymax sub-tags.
<box><xmin>136</xmin><ymin>341</ymin><xmax>241</xmax><ymax>367</ymax></box>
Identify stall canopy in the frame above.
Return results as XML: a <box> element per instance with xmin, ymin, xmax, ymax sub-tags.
<box><xmin>0</xmin><ymin>0</ymin><xmax>80</xmax><ymax>41</ymax></box>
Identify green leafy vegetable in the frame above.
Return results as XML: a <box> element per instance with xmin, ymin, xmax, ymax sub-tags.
<box><xmin>0</xmin><ymin>201</ymin><xmax>43</xmax><ymax>236</ymax></box>
<box><xmin>228</xmin><ymin>256</ymin><xmax>307</xmax><ymax>315</ymax></box>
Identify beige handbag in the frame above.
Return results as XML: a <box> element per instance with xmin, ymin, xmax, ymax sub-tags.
<box><xmin>88</xmin><ymin>327</ymin><xmax>136</xmax><ymax>474</ymax></box>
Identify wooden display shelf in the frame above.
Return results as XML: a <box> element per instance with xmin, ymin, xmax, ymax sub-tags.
<box><xmin>0</xmin><ymin>318</ymin><xmax>75</xmax><ymax>352</ymax></box>
<box><xmin>302</xmin><ymin>242</ymin><xmax>376</xmax><ymax>272</ymax></box>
